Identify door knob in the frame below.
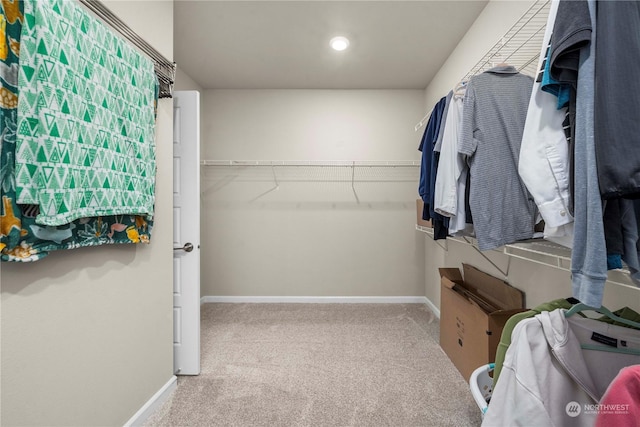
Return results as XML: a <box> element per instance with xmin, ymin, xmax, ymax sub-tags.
<box><xmin>174</xmin><ymin>242</ymin><xmax>194</xmax><ymax>252</ymax></box>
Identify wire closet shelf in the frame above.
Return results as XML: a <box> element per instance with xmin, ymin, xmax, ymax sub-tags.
<box><xmin>415</xmin><ymin>0</ymin><xmax>637</xmax><ymax>289</ymax></box>
<box><xmin>200</xmin><ymin>160</ymin><xmax>421</xmax><ymax>183</ymax></box>
<box><xmin>415</xmin><ymin>0</ymin><xmax>638</xmax><ymax>289</ymax></box>
<box><xmin>416</xmin><ymin>226</ymin><xmax>638</xmax><ymax>290</ymax></box>
<box><xmin>414</xmin><ymin>0</ymin><xmax>550</xmax><ymax>131</ymax></box>
<box><xmin>201</xmin><ymin>161</ymin><xmax>421</xmax><ymax>205</ymax></box>
<box><xmin>463</xmin><ymin>0</ymin><xmax>550</xmax><ymax>81</ymax></box>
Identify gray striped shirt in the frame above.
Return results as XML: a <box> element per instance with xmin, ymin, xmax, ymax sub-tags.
<box><xmin>458</xmin><ymin>66</ymin><xmax>537</xmax><ymax>251</ymax></box>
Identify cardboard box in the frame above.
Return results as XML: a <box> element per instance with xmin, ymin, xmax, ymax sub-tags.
<box><xmin>439</xmin><ymin>264</ymin><xmax>525</xmax><ymax>382</ymax></box>
<box><xmin>416</xmin><ymin>199</ymin><xmax>432</xmax><ymax>228</ymax></box>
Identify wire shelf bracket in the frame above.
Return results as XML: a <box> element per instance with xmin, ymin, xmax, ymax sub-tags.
<box><xmin>416</xmin><ymin>226</ymin><xmax>639</xmax><ymax>289</ymax></box>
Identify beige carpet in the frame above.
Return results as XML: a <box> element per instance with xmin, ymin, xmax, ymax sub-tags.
<box><xmin>145</xmin><ymin>303</ymin><xmax>482</xmax><ymax>426</ymax></box>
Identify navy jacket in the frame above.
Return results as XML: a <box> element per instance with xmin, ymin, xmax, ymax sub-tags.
<box><xmin>418</xmin><ymin>96</ymin><xmax>450</xmax><ymax>239</ymax></box>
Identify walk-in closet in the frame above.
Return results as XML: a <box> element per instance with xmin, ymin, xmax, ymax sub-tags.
<box><xmin>2</xmin><ymin>0</ymin><xmax>639</xmax><ymax>426</ymax></box>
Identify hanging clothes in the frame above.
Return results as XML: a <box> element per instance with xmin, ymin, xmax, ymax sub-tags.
<box><xmin>604</xmin><ymin>200</ymin><xmax>624</xmax><ymax>269</ymax></box>
<box><xmin>602</xmin><ymin>199</ymin><xmax>640</xmax><ymax>286</ymax></box>
<box><xmin>548</xmin><ymin>0</ymin><xmax>591</xmax><ymax>220</ymax></box>
<box><xmin>433</xmin><ymin>91</ymin><xmax>453</xmax><ymax>153</ymax></box>
<box><xmin>518</xmin><ymin>0</ymin><xmax>574</xmax><ymax>248</ymax></box>
<box><xmin>418</xmin><ymin>96</ymin><xmax>446</xmax><ymax>205</ymax></box>
<box><xmin>434</xmin><ymin>87</ymin><xmax>468</xmax><ymax>235</ymax></box>
<box><xmin>554</xmin><ymin>0</ymin><xmax>609</xmax><ymax>308</ymax></box>
<box><xmin>594</xmin><ymin>0</ymin><xmax>640</xmax><ymax>199</ymax></box>
<box><xmin>458</xmin><ymin>65</ymin><xmax>537</xmax><ymax>251</ymax></box>
<box><xmin>418</xmin><ymin>95</ymin><xmax>450</xmax><ymax>239</ymax></box>
<box><xmin>595</xmin><ymin>365</ymin><xmax>640</xmax><ymax>427</ymax></box>
<box><xmin>492</xmin><ymin>297</ymin><xmax>576</xmax><ymax>387</ymax></box>
<box><xmin>483</xmin><ymin>309</ymin><xmax>640</xmax><ymax>427</ymax></box>
<box><xmin>493</xmin><ymin>300</ymin><xmax>640</xmax><ymax>388</ymax></box>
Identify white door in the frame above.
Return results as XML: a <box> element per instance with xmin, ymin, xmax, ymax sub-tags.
<box><xmin>173</xmin><ymin>91</ymin><xmax>200</xmax><ymax>375</ymax></box>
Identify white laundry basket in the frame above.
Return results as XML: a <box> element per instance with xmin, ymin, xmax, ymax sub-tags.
<box><xmin>469</xmin><ymin>363</ymin><xmax>494</xmax><ymax>418</ymax></box>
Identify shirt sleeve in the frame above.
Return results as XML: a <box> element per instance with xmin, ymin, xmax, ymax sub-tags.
<box><xmin>458</xmin><ymin>82</ymin><xmax>477</xmax><ymax>158</ymax></box>
<box><xmin>435</xmin><ymin>98</ymin><xmax>462</xmax><ymax>217</ymax></box>
<box><xmin>549</xmin><ymin>0</ymin><xmax>591</xmax><ymax>85</ymax></box>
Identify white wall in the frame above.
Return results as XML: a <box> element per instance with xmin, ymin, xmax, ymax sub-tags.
<box><xmin>421</xmin><ymin>0</ymin><xmax>640</xmax><ymax>313</ymax></box>
<box><xmin>0</xmin><ymin>2</ymin><xmax>174</xmax><ymax>426</ymax></box>
<box><xmin>203</xmin><ymin>90</ymin><xmax>425</xmax><ymax>161</ymax></box>
<box><xmin>201</xmin><ymin>89</ymin><xmax>426</xmax><ymax>297</ymax></box>
<box><xmin>174</xmin><ymin>67</ymin><xmax>203</xmax><ymax>92</ymax></box>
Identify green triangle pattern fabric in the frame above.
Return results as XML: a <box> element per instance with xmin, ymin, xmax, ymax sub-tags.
<box><xmin>1</xmin><ymin>0</ymin><xmax>153</xmax><ymax>263</ymax></box>
<box><xmin>14</xmin><ymin>0</ymin><xmax>157</xmax><ymax>226</ymax></box>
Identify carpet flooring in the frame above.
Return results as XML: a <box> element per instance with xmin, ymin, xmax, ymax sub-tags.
<box><xmin>145</xmin><ymin>303</ymin><xmax>482</xmax><ymax>426</ymax></box>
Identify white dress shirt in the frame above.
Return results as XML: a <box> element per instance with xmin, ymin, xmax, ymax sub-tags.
<box><xmin>518</xmin><ymin>0</ymin><xmax>574</xmax><ymax>244</ymax></box>
<box><xmin>434</xmin><ymin>88</ymin><xmax>468</xmax><ymax>234</ymax></box>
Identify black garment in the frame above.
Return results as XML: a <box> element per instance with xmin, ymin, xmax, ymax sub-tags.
<box><xmin>465</xmin><ymin>170</ymin><xmax>473</xmax><ymax>225</ymax></box>
<box><xmin>603</xmin><ymin>200</ymin><xmax>623</xmax><ymax>264</ymax></box>
<box><xmin>429</xmin><ymin>152</ymin><xmax>450</xmax><ymax>240</ymax></box>
<box><xmin>549</xmin><ymin>0</ymin><xmax>592</xmax><ymax>217</ymax></box>
<box><xmin>564</xmin><ymin>92</ymin><xmax>576</xmax><ymax>217</ymax></box>
<box><xmin>595</xmin><ymin>0</ymin><xmax>640</xmax><ymax>199</ymax></box>
<box><xmin>423</xmin><ymin>203</ymin><xmax>448</xmax><ymax>240</ymax></box>
<box><xmin>549</xmin><ymin>0</ymin><xmax>591</xmax><ymax>85</ymax></box>
<box><xmin>635</xmin><ymin>200</ymin><xmax>640</xmax><ymax>256</ymax></box>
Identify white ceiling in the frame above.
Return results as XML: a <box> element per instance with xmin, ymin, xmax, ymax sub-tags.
<box><xmin>174</xmin><ymin>1</ymin><xmax>489</xmax><ymax>90</ymax></box>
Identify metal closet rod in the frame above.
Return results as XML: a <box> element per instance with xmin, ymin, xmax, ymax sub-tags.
<box><xmin>77</xmin><ymin>0</ymin><xmax>176</xmax><ymax>98</ymax></box>
<box><xmin>200</xmin><ymin>160</ymin><xmax>421</xmax><ymax>167</ymax></box>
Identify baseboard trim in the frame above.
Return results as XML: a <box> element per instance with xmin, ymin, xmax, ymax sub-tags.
<box><xmin>124</xmin><ymin>375</ymin><xmax>177</xmax><ymax>427</ymax></box>
<box><xmin>424</xmin><ymin>296</ymin><xmax>440</xmax><ymax>319</ymax></box>
<box><xmin>201</xmin><ymin>296</ymin><xmax>430</xmax><ymax>304</ymax></box>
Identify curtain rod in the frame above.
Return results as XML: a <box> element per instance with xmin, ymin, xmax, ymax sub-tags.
<box><xmin>77</xmin><ymin>0</ymin><xmax>176</xmax><ymax>98</ymax></box>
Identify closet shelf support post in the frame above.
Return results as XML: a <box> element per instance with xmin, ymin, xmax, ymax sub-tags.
<box><xmin>462</xmin><ymin>236</ymin><xmax>511</xmax><ymax>277</ymax></box>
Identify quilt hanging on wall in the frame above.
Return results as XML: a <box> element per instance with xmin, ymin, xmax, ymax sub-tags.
<box><xmin>0</xmin><ymin>0</ymin><xmax>158</xmax><ymax>262</ymax></box>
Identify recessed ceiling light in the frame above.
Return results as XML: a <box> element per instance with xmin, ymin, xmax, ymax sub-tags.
<box><xmin>330</xmin><ymin>36</ymin><xmax>350</xmax><ymax>51</ymax></box>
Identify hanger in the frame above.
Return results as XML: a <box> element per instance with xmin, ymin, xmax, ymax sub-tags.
<box><xmin>565</xmin><ymin>303</ymin><xmax>640</xmax><ymax>355</ymax></box>
<box><xmin>490</xmin><ymin>38</ymin><xmax>510</xmax><ymax>68</ymax></box>
<box><xmin>454</xmin><ymin>80</ymin><xmax>467</xmax><ymax>97</ymax></box>
<box><xmin>565</xmin><ymin>303</ymin><xmax>640</xmax><ymax>329</ymax></box>
<box><xmin>490</xmin><ymin>52</ymin><xmax>507</xmax><ymax>68</ymax></box>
